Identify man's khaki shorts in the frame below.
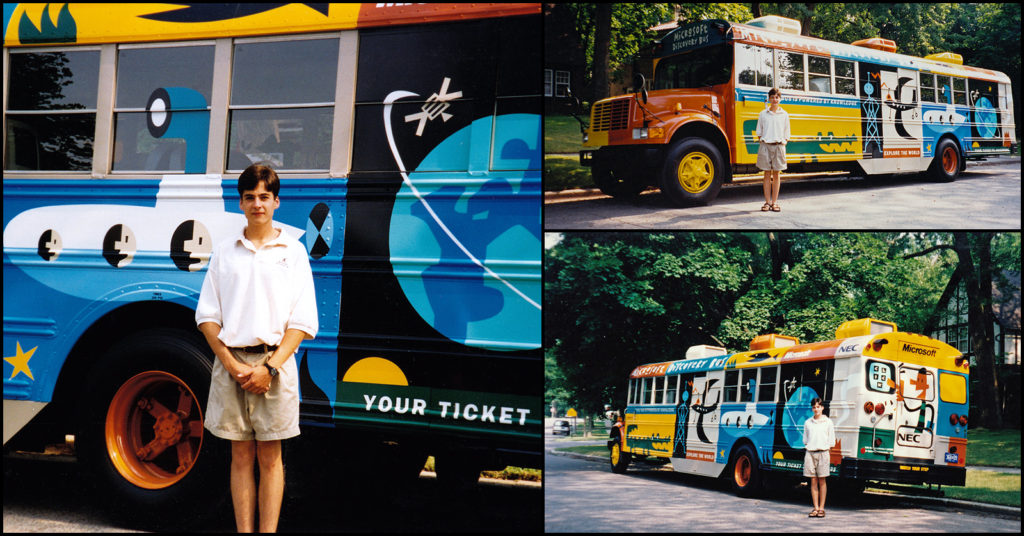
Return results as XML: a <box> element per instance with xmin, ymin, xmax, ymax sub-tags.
<box><xmin>757</xmin><ymin>142</ymin><xmax>787</xmax><ymax>171</ymax></box>
<box><xmin>205</xmin><ymin>348</ymin><xmax>300</xmax><ymax>442</ymax></box>
<box><xmin>804</xmin><ymin>449</ymin><xmax>831</xmax><ymax>478</ymax></box>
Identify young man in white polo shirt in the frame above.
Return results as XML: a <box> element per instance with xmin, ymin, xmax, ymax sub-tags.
<box><xmin>755</xmin><ymin>88</ymin><xmax>791</xmax><ymax>212</ymax></box>
<box><xmin>196</xmin><ymin>163</ymin><xmax>318</xmax><ymax>533</ymax></box>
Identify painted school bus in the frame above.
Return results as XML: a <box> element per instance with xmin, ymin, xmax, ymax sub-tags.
<box><xmin>609</xmin><ymin>318</ymin><xmax>969</xmax><ymax>496</ymax></box>
<box><xmin>3</xmin><ymin>2</ymin><xmax>541</xmax><ymax>521</ymax></box>
<box><xmin>579</xmin><ymin>15</ymin><xmax>1016</xmax><ymax>206</ymax></box>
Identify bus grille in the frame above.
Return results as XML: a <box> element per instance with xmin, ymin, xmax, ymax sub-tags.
<box><xmin>590</xmin><ymin>99</ymin><xmax>630</xmax><ymax>131</ymax></box>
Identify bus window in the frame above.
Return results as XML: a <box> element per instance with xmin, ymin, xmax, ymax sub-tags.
<box><xmin>920</xmin><ymin>73</ymin><xmax>936</xmax><ymax>103</ymax></box>
<box><xmin>758</xmin><ymin>366</ymin><xmax>777</xmax><ymax>402</ymax></box>
<box><xmin>835</xmin><ymin>59</ymin><xmax>856</xmax><ymax>96</ymax></box>
<box><xmin>113</xmin><ymin>44</ymin><xmax>214</xmax><ymax>172</ymax></box>
<box><xmin>724</xmin><ymin>370</ymin><xmax>739</xmax><ymax>402</ymax></box>
<box><xmin>937</xmin><ymin>75</ymin><xmax>952</xmax><ymax>104</ymax></box>
<box><xmin>939</xmin><ymin>373</ymin><xmax>966</xmax><ymax>404</ymax></box>
<box><xmin>640</xmin><ymin>378</ymin><xmax>651</xmax><ymax>405</ymax></box>
<box><xmin>898</xmin><ymin>367</ymin><xmax>934</xmax><ymax>401</ymax></box>
<box><xmin>778</xmin><ymin>51</ymin><xmax>805</xmax><ymax>91</ymax></box>
<box><xmin>866</xmin><ymin>360</ymin><xmax>896</xmax><ymax>393</ymax></box>
<box><xmin>228</xmin><ymin>37</ymin><xmax>339</xmax><ymax>171</ymax></box>
<box><xmin>808</xmin><ymin>56</ymin><xmax>831</xmax><ymax>94</ymax></box>
<box><xmin>653</xmin><ymin>376</ymin><xmax>665</xmax><ymax>404</ymax></box>
<box><xmin>952</xmin><ymin>77</ymin><xmax>967</xmax><ymax>105</ymax></box>
<box><xmin>666</xmin><ymin>375</ymin><xmax>678</xmax><ymax>405</ymax></box>
<box><xmin>653</xmin><ymin>43</ymin><xmax>732</xmax><ymax>90</ymax></box>
<box><xmin>736</xmin><ymin>44</ymin><xmax>774</xmax><ymax>88</ymax></box>
<box><xmin>740</xmin><ymin>369</ymin><xmax>756</xmax><ymax>402</ymax></box>
<box><xmin>5</xmin><ymin>50</ymin><xmax>99</xmax><ymax>171</ymax></box>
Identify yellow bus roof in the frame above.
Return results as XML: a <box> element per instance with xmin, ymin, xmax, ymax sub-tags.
<box><xmin>4</xmin><ymin>3</ymin><xmax>539</xmax><ymax>47</ymax></box>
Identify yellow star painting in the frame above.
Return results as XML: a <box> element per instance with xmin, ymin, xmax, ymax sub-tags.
<box><xmin>4</xmin><ymin>342</ymin><xmax>37</xmax><ymax>381</ymax></box>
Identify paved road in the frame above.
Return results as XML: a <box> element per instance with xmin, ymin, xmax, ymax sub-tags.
<box><xmin>544</xmin><ymin>452</ymin><xmax>1020</xmax><ymax>533</ymax></box>
<box><xmin>544</xmin><ymin>158</ymin><xmax>1021</xmax><ymax>229</ymax></box>
<box><xmin>3</xmin><ymin>455</ymin><xmax>542</xmax><ymax>532</ymax></box>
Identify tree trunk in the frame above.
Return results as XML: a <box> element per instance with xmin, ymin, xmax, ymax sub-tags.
<box><xmin>592</xmin><ymin>3</ymin><xmax>612</xmax><ymax>103</ymax></box>
<box><xmin>953</xmin><ymin>232</ymin><xmax>1002</xmax><ymax>428</ymax></box>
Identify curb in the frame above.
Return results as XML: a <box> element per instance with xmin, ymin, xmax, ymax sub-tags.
<box><xmin>543</xmin><ymin>155</ymin><xmax>1020</xmax><ymax>203</ymax></box>
<box><xmin>547</xmin><ymin>448</ymin><xmax>1020</xmax><ymax>519</ymax></box>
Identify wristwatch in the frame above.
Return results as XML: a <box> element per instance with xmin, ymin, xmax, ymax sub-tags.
<box><xmin>264</xmin><ymin>363</ymin><xmax>278</xmax><ymax>377</ymax></box>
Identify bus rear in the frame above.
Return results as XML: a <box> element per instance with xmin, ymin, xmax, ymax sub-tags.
<box><xmin>841</xmin><ymin>320</ymin><xmax>969</xmax><ymax>487</ymax></box>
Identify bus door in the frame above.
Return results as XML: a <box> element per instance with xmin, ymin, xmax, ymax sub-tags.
<box><xmin>893</xmin><ymin>364</ymin><xmax>936</xmax><ymax>459</ymax></box>
<box><xmin>880</xmin><ymin>68</ymin><xmax>922</xmax><ymax>163</ymax></box>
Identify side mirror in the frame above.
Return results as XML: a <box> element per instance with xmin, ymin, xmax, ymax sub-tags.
<box><xmin>633</xmin><ymin>72</ymin><xmax>648</xmax><ymax>104</ymax></box>
<box><xmin>565</xmin><ymin>87</ymin><xmax>581</xmax><ymax>109</ymax></box>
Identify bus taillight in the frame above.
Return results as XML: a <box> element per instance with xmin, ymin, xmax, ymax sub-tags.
<box><xmin>959</xmin><ymin>415</ymin><xmax>968</xmax><ymax>426</ymax></box>
<box><xmin>950</xmin><ymin>413</ymin><xmax>959</xmax><ymax>425</ymax></box>
<box><xmin>874</xmin><ymin>401</ymin><xmax>885</xmax><ymax>415</ymax></box>
<box><xmin>863</xmin><ymin>401</ymin><xmax>874</xmax><ymax>414</ymax></box>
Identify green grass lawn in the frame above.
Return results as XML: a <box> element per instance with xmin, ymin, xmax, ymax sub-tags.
<box><xmin>544</xmin><ymin>155</ymin><xmax>592</xmax><ymax>191</ymax></box>
<box><xmin>545</xmin><ymin>114</ymin><xmax>585</xmax><ymax>154</ymax></box>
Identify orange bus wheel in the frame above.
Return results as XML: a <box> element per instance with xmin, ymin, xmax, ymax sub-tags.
<box><xmin>928</xmin><ymin>138</ymin><xmax>961</xmax><ymax>182</ymax></box>
<box><xmin>105</xmin><ymin>370</ymin><xmax>203</xmax><ymax>490</ymax></box>
<box><xmin>728</xmin><ymin>444</ymin><xmax>762</xmax><ymax>497</ymax></box>
<box><xmin>76</xmin><ymin>328</ymin><xmax>227</xmax><ymax>527</ymax></box>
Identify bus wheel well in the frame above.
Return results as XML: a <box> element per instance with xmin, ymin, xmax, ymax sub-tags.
<box><xmin>726</xmin><ymin>438</ymin><xmax>761</xmax><ymax>471</ymax></box>
<box><xmin>51</xmin><ymin>301</ymin><xmax>205</xmax><ymax>415</ymax></box>
<box><xmin>935</xmin><ymin>133</ymin><xmax>965</xmax><ymax>172</ymax></box>
<box><xmin>668</xmin><ymin>122</ymin><xmax>732</xmax><ymax>183</ymax></box>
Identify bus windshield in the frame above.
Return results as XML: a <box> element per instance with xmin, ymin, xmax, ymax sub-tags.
<box><xmin>653</xmin><ymin>43</ymin><xmax>732</xmax><ymax>90</ymax></box>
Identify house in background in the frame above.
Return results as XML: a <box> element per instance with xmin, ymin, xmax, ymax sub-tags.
<box><xmin>929</xmin><ymin>270</ymin><xmax>1020</xmax><ymax>426</ymax></box>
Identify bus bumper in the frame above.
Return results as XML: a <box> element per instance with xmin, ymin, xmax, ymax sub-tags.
<box><xmin>840</xmin><ymin>457</ymin><xmax>966</xmax><ymax>486</ymax></box>
<box><xmin>580</xmin><ymin>150</ymin><xmax>593</xmax><ymax>167</ymax></box>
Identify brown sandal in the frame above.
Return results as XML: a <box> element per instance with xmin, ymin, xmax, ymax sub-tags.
<box><xmin>761</xmin><ymin>202</ymin><xmax>771</xmax><ymax>211</ymax></box>
<box><xmin>808</xmin><ymin>510</ymin><xmax>819</xmax><ymax>517</ymax></box>
<box><xmin>771</xmin><ymin>203</ymin><xmax>781</xmax><ymax>212</ymax></box>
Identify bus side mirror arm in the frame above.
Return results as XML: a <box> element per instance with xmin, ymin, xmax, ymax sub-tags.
<box><xmin>564</xmin><ymin>88</ymin><xmax>588</xmax><ymax>134</ymax></box>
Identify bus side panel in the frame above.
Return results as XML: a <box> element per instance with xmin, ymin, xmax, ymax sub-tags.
<box><xmin>624</xmin><ymin>405</ymin><xmax>674</xmax><ymax>458</ymax></box>
<box><xmin>337</xmin><ymin>15</ymin><xmax>542</xmax><ymax>464</ymax></box>
<box><xmin>2</xmin><ymin>178</ymin><xmax>189</xmax><ymax>406</ymax></box>
<box><xmin>963</xmin><ymin>79</ymin><xmax>1007</xmax><ymax>156</ymax></box>
<box><xmin>735</xmin><ymin>87</ymin><xmax>862</xmax><ymax>167</ymax></box>
<box><xmin>765</xmin><ymin>359</ymin><xmax>836</xmax><ymax>474</ymax></box>
<box><xmin>933</xmin><ymin>370</ymin><xmax>969</xmax><ymax>467</ymax></box>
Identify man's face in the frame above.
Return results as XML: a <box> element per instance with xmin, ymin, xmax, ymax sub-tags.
<box><xmin>769</xmin><ymin>92</ymin><xmax>781</xmax><ymax>105</ymax></box>
<box><xmin>239</xmin><ymin>181</ymin><xmax>279</xmax><ymax>226</ymax></box>
<box><xmin>812</xmin><ymin>402</ymin><xmax>824</xmax><ymax>417</ymax></box>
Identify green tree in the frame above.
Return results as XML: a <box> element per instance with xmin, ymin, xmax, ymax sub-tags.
<box><xmin>546</xmin><ymin>232</ymin><xmax>961</xmax><ymax>417</ymax></box>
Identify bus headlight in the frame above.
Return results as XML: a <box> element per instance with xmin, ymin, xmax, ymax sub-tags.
<box><xmin>632</xmin><ymin>127</ymin><xmax>664</xmax><ymax>140</ymax></box>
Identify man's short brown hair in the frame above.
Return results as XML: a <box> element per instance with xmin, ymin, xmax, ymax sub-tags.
<box><xmin>237</xmin><ymin>163</ymin><xmax>280</xmax><ymax>198</ymax></box>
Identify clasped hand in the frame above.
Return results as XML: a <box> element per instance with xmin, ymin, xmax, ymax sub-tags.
<box><xmin>234</xmin><ymin>364</ymin><xmax>272</xmax><ymax>395</ymax></box>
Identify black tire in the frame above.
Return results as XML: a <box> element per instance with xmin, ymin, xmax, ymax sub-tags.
<box><xmin>928</xmin><ymin>138</ymin><xmax>961</xmax><ymax>182</ymax></box>
<box><xmin>660</xmin><ymin>137</ymin><xmax>725</xmax><ymax>206</ymax></box>
<box><xmin>76</xmin><ymin>328</ymin><xmax>227</xmax><ymax>528</ymax></box>
<box><xmin>434</xmin><ymin>452</ymin><xmax>484</xmax><ymax>489</ymax></box>
<box><xmin>727</xmin><ymin>443</ymin><xmax>762</xmax><ymax>497</ymax></box>
<box><xmin>609</xmin><ymin>435</ymin><xmax>631</xmax><ymax>474</ymax></box>
<box><xmin>592</xmin><ymin>154</ymin><xmax>648</xmax><ymax>198</ymax></box>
